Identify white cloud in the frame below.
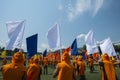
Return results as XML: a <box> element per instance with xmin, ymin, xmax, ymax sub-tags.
<box><xmin>77</xmin><ymin>34</ymin><xmax>86</xmax><ymax>39</ymax></box>
<box><xmin>67</xmin><ymin>0</ymin><xmax>104</xmax><ymax>21</ymax></box>
<box><xmin>0</xmin><ymin>41</ymin><xmax>6</xmax><ymax>47</ymax></box>
<box><xmin>21</xmin><ymin>44</ymin><xmax>27</xmax><ymax>52</ymax></box>
<box><xmin>38</xmin><ymin>48</ymin><xmax>41</xmax><ymax>52</ymax></box>
<box><xmin>40</xmin><ymin>43</ymin><xmax>49</xmax><ymax>49</ymax></box>
<box><xmin>61</xmin><ymin>45</ymin><xmax>66</xmax><ymax>49</ymax></box>
<box><xmin>97</xmin><ymin>41</ymin><xmax>101</xmax><ymax>44</ymax></box>
<box><xmin>93</xmin><ymin>0</ymin><xmax>104</xmax><ymax>17</ymax></box>
<box><xmin>34</xmin><ymin>43</ymin><xmax>49</xmax><ymax>52</ymax></box>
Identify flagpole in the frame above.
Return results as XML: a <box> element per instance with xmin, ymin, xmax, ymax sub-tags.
<box><xmin>60</xmin><ymin>48</ymin><xmax>62</xmax><ymax>61</ymax></box>
<box><xmin>58</xmin><ymin>23</ymin><xmax>62</xmax><ymax>62</ymax></box>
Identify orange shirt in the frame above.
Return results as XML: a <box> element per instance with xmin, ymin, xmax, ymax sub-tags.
<box><xmin>102</xmin><ymin>60</ymin><xmax>116</xmax><ymax>80</ymax></box>
<box><xmin>88</xmin><ymin>58</ymin><xmax>93</xmax><ymax>67</ymax></box>
<box><xmin>43</xmin><ymin>60</ymin><xmax>48</xmax><ymax>66</ymax></box>
<box><xmin>57</xmin><ymin>61</ymin><xmax>74</xmax><ymax>80</ymax></box>
<box><xmin>73</xmin><ymin>59</ymin><xmax>77</xmax><ymax>69</ymax></box>
<box><xmin>2</xmin><ymin>64</ymin><xmax>27</xmax><ymax>80</ymax></box>
<box><xmin>77</xmin><ymin>60</ymin><xmax>85</xmax><ymax>76</ymax></box>
<box><xmin>27</xmin><ymin>63</ymin><xmax>42</xmax><ymax>80</ymax></box>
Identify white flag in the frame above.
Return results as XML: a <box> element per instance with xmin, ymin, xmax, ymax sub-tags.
<box><xmin>46</xmin><ymin>23</ymin><xmax>61</xmax><ymax>49</ymax></box>
<box><xmin>5</xmin><ymin>20</ymin><xmax>25</xmax><ymax>50</ymax></box>
<box><xmin>85</xmin><ymin>30</ymin><xmax>98</xmax><ymax>54</ymax></box>
<box><xmin>100</xmin><ymin>38</ymin><xmax>116</xmax><ymax>57</ymax></box>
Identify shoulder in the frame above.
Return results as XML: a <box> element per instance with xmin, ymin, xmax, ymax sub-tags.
<box><xmin>77</xmin><ymin>61</ymin><xmax>82</xmax><ymax>64</ymax></box>
<box><xmin>57</xmin><ymin>62</ymin><xmax>64</xmax><ymax>68</ymax></box>
<box><xmin>29</xmin><ymin>64</ymin><xmax>37</xmax><ymax>69</ymax></box>
<box><xmin>2</xmin><ymin>64</ymin><xmax>11</xmax><ymax>69</ymax></box>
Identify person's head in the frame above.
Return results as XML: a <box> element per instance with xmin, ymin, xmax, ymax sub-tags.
<box><xmin>29</xmin><ymin>57</ymin><xmax>33</xmax><ymax>64</ymax></box>
<box><xmin>12</xmin><ymin>52</ymin><xmax>24</xmax><ymax>64</ymax></box>
<box><xmin>78</xmin><ymin>56</ymin><xmax>83</xmax><ymax>61</ymax></box>
<box><xmin>62</xmin><ymin>50</ymin><xmax>70</xmax><ymax>62</ymax></box>
<box><xmin>103</xmin><ymin>53</ymin><xmax>109</xmax><ymax>61</ymax></box>
<box><xmin>33</xmin><ymin>55</ymin><xmax>39</xmax><ymax>64</ymax></box>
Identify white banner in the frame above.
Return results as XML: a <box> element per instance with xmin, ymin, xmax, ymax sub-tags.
<box><xmin>85</xmin><ymin>30</ymin><xmax>98</xmax><ymax>54</ymax></box>
<box><xmin>46</xmin><ymin>23</ymin><xmax>61</xmax><ymax>49</ymax></box>
<box><xmin>5</xmin><ymin>20</ymin><xmax>25</xmax><ymax>50</ymax></box>
<box><xmin>100</xmin><ymin>38</ymin><xmax>116</xmax><ymax>57</ymax></box>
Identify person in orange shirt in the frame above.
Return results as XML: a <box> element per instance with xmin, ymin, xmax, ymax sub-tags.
<box><xmin>39</xmin><ymin>57</ymin><xmax>43</xmax><ymax>66</ymax></box>
<box><xmin>27</xmin><ymin>55</ymin><xmax>42</xmax><ymax>80</ymax></box>
<box><xmin>99</xmin><ymin>53</ymin><xmax>117</xmax><ymax>80</ymax></box>
<box><xmin>77</xmin><ymin>56</ymin><xmax>86</xmax><ymax>80</ymax></box>
<box><xmin>1</xmin><ymin>52</ymin><xmax>27</xmax><ymax>80</ymax></box>
<box><xmin>73</xmin><ymin>57</ymin><xmax>79</xmax><ymax>76</ymax></box>
<box><xmin>43</xmin><ymin>57</ymin><xmax>48</xmax><ymax>75</ymax></box>
<box><xmin>88</xmin><ymin>56</ymin><xmax>94</xmax><ymax>72</ymax></box>
<box><xmin>53</xmin><ymin>50</ymin><xmax>76</xmax><ymax>80</ymax></box>
<box><xmin>28</xmin><ymin>57</ymin><xmax>33</xmax><ymax>69</ymax></box>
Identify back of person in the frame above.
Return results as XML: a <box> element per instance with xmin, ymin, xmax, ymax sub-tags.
<box><xmin>57</xmin><ymin>61</ymin><xmax>74</xmax><ymax>80</ymax></box>
<box><xmin>28</xmin><ymin>63</ymin><xmax>42</xmax><ymax>80</ymax></box>
<box><xmin>100</xmin><ymin>53</ymin><xmax>117</xmax><ymax>80</ymax></box>
<box><xmin>77</xmin><ymin>56</ymin><xmax>86</xmax><ymax>80</ymax></box>
<box><xmin>103</xmin><ymin>60</ymin><xmax>116</xmax><ymax>80</ymax></box>
<box><xmin>1</xmin><ymin>52</ymin><xmax>27</xmax><ymax>80</ymax></box>
<box><xmin>78</xmin><ymin>61</ymin><xmax>85</xmax><ymax>76</ymax></box>
<box><xmin>88</xmin><ymin>58</ymin><xmax>93</xmax><ymax>67</ymax></box>
<box><xmin>27</xmin><ymin>55</ymin><xmax>42</xmax><ymax>80</ymax></box>
<box><xmin>44</xmin><ymin>59</ymin><xmax>48</xmax><ymax>66</ymax></box>
<box><xmin>2</xmin><ymin>64</ymin><xmax>26</xmax><ymax>80</ymax></box>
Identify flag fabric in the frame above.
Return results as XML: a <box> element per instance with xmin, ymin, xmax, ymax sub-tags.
<box><xmin>100</xmin><ymin>38</ymin><xmax>116</xmax><ymax>57</ymax></box>
<box><xmin>85</xmin><ymin>30</ymin><xmax>98</xmax><ymax>55</ymax></box>
<box><xmin>26</xmin><ymin>34</ymin><xmax>38</xmax><ymax>58</ymax></box>
<box><xmin>71</xmin><ymin>38</ymin><xmax>78</xmax><ymax>55</ymax></box>
<box><xmin>43</xmin><ymin>49</ymin><xmax>47</xmax><ymax>57</ymax></box>
<box><xmin>46</xmin><ymin>23</ymin><xmax>61</xmax><ymax>49</ymax></box>
<box><xmin>1</xmin><ymin>50</ymin><xmax>6</xmax><ymax>58</ymax></box>
<box><xmin>5</xmin><ymin>20</ymin><xmax>25</xmax><ymax>50</ymax></box>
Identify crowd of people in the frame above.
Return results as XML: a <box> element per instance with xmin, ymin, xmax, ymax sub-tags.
<box><xmin>0</xmin><ymin>50</ymin><xmax>120</xmax><ymax>80</ymax></box>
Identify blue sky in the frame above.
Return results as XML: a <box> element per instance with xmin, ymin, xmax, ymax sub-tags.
<box><xmin>0</xmin><ymin>0</ymin><xmax>120</xmax><ymax>52</ymax></box>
